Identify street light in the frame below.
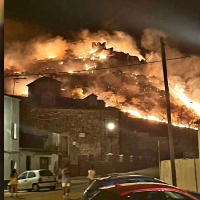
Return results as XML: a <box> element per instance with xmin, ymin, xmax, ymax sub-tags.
<box><xmin>107</xmin><ymin>122</ymin><xmax>115</xmax><ymax>131</ymax></box>
<box><xmin>13</xmin><ymin>77</ymin><xmax>27</xmax><ymax>95</ymax></box>
<box><xmin>106</xmin><ymin>122</ymin><xmax>116</xmax><ymax>154</ymax></box>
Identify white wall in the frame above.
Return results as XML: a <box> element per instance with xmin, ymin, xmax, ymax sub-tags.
<box><xmin>19</xmin><ymin>150</ymin><xmax>59</xmax><ymax>175</ymax></box>
<box><xmin>4</xmin><ymin>95</ymin><xmax>20</xmax><ymax>180</ymax></box>
<box><xmin>4</xmin><ymin>153</ymin><xmax>20</xmax><ymax>180</ymax></box>
<box><xmin>160</xmin><ymin>158</ymin><xmax>200</xmax><ymax>193</ymax></box>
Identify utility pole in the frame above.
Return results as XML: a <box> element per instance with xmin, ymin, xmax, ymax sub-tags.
<box><xmin>160</xmin><ymin>37</ymin><xmax>177</xmax><ymax>186</ymax></box>
<box><xmin>12</xmin><ymin>77</ymin><xmax>27</xmax><ymax>95</ymax></box>
<box><xmin>196</xmin><ymin>119</ymin><xmax>200</xmax><ymax>161</ymax></box>
<box><xmin>157</xmin><ymin>140</ymin><xmax>161</xmax><ymax>177</ymax></box>
<box><xmin>13</xmin><ymin>78</ymin><xmax>16</xmax><ymax>95</ymax></box>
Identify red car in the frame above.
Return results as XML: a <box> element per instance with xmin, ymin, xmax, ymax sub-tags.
<box><xmin>90</xmin><ymin>182</ymin><xmax>198</xmax><ymax>200</ymax></box>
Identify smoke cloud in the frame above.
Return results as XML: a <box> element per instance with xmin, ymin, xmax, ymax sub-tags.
<box><xmin>4</xmin><ymin>28</ymin><xmax>200</xmax><ymax>127</ymax></box>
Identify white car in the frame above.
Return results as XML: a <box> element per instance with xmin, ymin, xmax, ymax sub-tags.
<box><xmin>8</xmin><ymin>169</ymin><xmax>57</xmax><ymax>192</ymax></box>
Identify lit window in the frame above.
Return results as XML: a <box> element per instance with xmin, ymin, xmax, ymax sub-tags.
<box><xmin>11</xmin><ymin>160</ymin><xmax>17</xmax><ymax>170</ymax></box>
<box><xmin>52</xmin><ymin>133</ymin><xmax>60</xmax><ymax>146</ymax></box>
<box><xmin>11</xmin><ymin>123</ymin><xmax>17</xmax><ymax>140</ymax></box>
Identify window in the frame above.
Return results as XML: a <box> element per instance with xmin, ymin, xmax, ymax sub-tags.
<box><xmin>40</xmin><ymin>157</ymin><xmax>49</xmax><ymax>169</ymax></box>
<box><xmin>11</xmin><ymin>123</ymin><xmax>17</xmax><ymax>139</ymax></box>
<box><xmin>164</xmin><ymin>191</ymin><xmax>192</xmax><ymax>200</ymax></box>
<box><xmin>52</xmin><ymin>133</ymin><xmax>60</xmax><ymax>146</ymax></box>
<box><xmin>93</xmin><ymin>191</ymin><xmax>121</xmax><ymax>200</ymax></box>
<box><xmin>28</xmin><ymin>172</ymin><xmax>36</xmax><ymax>178</ymax></box>
<box><xmin>87</xmin><ymin>180</ymin><xmax>104</xmax><ymax>192</ymax></box>
<box><xmin>11</xmin><ymin>160</ymin><xmax>16</xmax><ymax>171</ymax></box>
<box><xmin>18</xmin><ymin>172</ymin><xmax>28</xmax><ymax>180</ymax></box>
<box><xmin>130</xmin><ymin>191</ymin><xmax>166</xmax><ymax>200</ymax></box>
<box><xmin>39</xmin><ymin>170</ymin><xmax>53</xmax><ymax>176</ymax></box>
<box><xmin>131</xmin><ymin>191</ymin><xmax>149</xmax><ymax>200</ymax></box>
<box><xmin>127</xmin><ymin>190</ymin><xmax>193</xmax><ymax>200</ymax></box>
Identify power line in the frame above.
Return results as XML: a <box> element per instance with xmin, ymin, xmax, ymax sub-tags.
<box><xmin>4</xmin><ymin>55</ymin><xmax>191</xmax><ymax>78</ymax></box>
<box><xmin>129</xmin><ymin>46</ymin><xmax>161</xmax><ymax>74</ymax></box>
<box><xmin>145</xmin><ymin>46</ymin><xmax>161</xmax><ymax>61</ymax></box>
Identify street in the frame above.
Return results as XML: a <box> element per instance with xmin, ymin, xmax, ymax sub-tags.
<box><xmin>4</xmin><ymin>182</ymin><xmax>88</xmax><ymax>200</ymax></box>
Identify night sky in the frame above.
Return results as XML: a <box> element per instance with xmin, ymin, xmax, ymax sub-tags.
<box><xmin>5</xmin><ymin>0</ymin><xmax>200</xmax><ymax>54</ymax></box>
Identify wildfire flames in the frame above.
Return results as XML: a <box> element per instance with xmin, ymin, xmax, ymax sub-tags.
<box><xmin>4</xmin><ymin>29</ymin><xmax>200</xmax><ymax>129</ymax></box>
<box><xmin>172</xmin><ymin>84</ymin><xmax>200</xmax><ymax>116</ymax></box>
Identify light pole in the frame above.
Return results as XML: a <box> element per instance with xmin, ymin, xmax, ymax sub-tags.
<box><xmin>13</xmin><ymin>77</ymin><xmax>27</xmax><ymax>95</ymax></box>
<box><xmin>106</xmin><ymin>122</ymin><xmax>116</xmax><ymax>154</ymax></box>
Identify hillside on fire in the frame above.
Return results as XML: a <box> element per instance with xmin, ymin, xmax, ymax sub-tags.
<box><xmin>4</xmin><ymin>29</ymin><xmax>200</xmax><ymax>130</ymax></box>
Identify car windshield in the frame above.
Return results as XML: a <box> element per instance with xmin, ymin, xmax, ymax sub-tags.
<box><xmin>164</xmin><ymin>191</ymin><xmax>192</xmax><ymax>199</ymax></box>
<box><xmin>39</xmin><ymin>170</ymin><xmax>53</xmax><ymax>176</ymax></box>
<box><xmin>87</xmin><ymin>180</ymin><xmax>104</xmax><ymax>192</ymax></box>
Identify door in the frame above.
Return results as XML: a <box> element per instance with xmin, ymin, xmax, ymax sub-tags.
<box><xmin>26</xmin><ymin>156</ymin><xmax>31</xmax><ymax>170</ymax></box>
<box><xmin>17</xmin><ymin>172</ymin><xmax>28</xmax><ymax>190</ymax></box>
<box><xmin>40</xmin><ymin>157</ymin><xmax>49</xmax><ymax>169</ymax></box>
<box><xmin>27</xmin><ymin>171</ymin><xmax>37</xmax><ymax>189</ymax></box>
<box><xmin>60</xmin><ymin>136</ymin><xmax>68</xmax><ymax>157</ymax></box>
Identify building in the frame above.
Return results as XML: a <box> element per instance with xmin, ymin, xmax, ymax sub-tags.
<box><xmin>20</xmin><ymin>77</ymin><xmax>119</xmax><ymax>175</ymax></box>
<box><xmin>4</xmin><ymin>93</ymin><xmax>60</xmax><ymax>181</ymax></box>
<box><xmin>4</xmin><ymin>95</ymin><xmax>20</xmax><ymax>188</ymax></box>
<box><xmin>19</xmin><ymin>131</ymin><xmax>60</xmax><ymax>176</ymax></box>
<box><xmin>119</xmin><ymin>112</ymin><xmax>198</xmax><ymax>169</ymax></box>
<box><xmin>17</xmin><ymin>76</ymin><xmax>198</xmax><ymax>175</ymax></box>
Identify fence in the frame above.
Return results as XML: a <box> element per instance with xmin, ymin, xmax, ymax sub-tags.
<box><xmin>160</xmin><ymin>158</ymin><xmax>200</xmax><ymax>193</ymax></box>
<box><xmin>78</xmin><ymin>154</ymin><xmax>157</xmax><ymax>176</ymax></box>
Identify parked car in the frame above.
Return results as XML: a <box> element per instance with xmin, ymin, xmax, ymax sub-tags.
<box><xmin>90</xmin><ymin>182</ymin><xmax>198</xmax><ymax>200</ymax></box>
<box><xmin>82</xmin><ymin>174</ymin><xmax>166</xmax><ymax>200</ymax></box>
<box><xmin>8</xmin><ymin>169</ymin><xmax>57</xmax><ymax>192</ymax></box>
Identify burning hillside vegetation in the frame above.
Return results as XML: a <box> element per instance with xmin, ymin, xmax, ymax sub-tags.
<box><xmin>4</xmin><ymin>29</ymin><xmax>200</xmax><ymax>129</ymax></box>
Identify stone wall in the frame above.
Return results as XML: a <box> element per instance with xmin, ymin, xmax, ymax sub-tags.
<box><xmin>20</xmin><ymin>105</ymin><xmax>120</xmax><ymax>161</ymax></box>
<box><xmin>78</xmin><ymin>155</ymin><xmax>135</xmax><ymax>176</ymax></box>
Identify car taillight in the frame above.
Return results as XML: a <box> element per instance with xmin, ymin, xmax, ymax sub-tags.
<box><xmin>38</xmin><ymin>177</ymin><xmax>42</xmax><ymax>183</ymax></box>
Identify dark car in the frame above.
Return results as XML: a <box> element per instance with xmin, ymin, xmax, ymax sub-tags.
<box><xmin>90</xmin><ymin>182</ymin><xmax>197</xmax><ymax>200</ymax></box>
<box><xmin>82</xmin><ymin>174</ymin><xmax>166</xmax><ymax>200</ymax></box>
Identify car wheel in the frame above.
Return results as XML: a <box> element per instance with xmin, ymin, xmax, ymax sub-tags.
<box><xmin>50</xmin><ymin>186</ymin><xmax>56</xmax><ymax>191</ymax></box>
<box><xmin>32</xmin><ymin>184</ymin><xmax>40</xmax><ymax>192</ymax></box>
<box><xmin>27</xmin><ymin>189</ymin><xmax>32</xmax><ymax>192</ymax></box>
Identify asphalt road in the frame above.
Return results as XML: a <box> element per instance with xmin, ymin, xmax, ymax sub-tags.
<box><xmin>4</xmin><ymin>182</ymin><xmax>88</xmax><ymax>200</ymax></box>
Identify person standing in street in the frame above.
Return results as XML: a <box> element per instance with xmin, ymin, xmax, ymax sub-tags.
<box><xmin>87</xmin><ymin>166</ymin><xmax>96</xmax><ymax>185</ymax></box>
<box><xmin>10</xmin><ymin>169</ymin><xmax>18</xmax><ymax>198</ymax></box>
<box><xmin>61</xmin><ymin>165</ymin><xmax>71</xmax><ymax>199</ymax></box>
